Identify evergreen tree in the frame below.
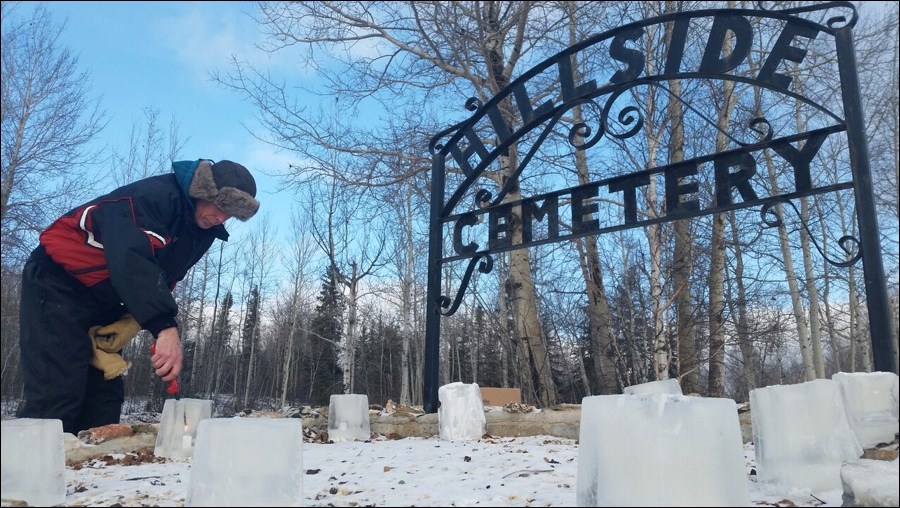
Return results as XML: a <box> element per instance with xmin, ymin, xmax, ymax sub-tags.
<box><xmin>241</xmin><ymin>286</ymin><xmax>261</xmax><ymax>362</ymax></box>
<box><xmin>240</xmin><ymin>285</ymin><xmax>261</xmax><ymax>408</ymax></box>
<box><xmin>205</xmin><ymin>291</ymin><xmax>233</xmax><ymax>396</ymax></box>
<box><xmin>306</xmin><ymin>266</ymin><xmax>344</xmax><ymax>405</ymax></box>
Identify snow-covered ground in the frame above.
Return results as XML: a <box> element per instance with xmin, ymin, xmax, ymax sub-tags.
<box><xmin>57</xmin><ymin>435</ymin><xmax>849</xmax><ymax>507</ymax></box>
<box><xmin>3</xmin><ymin>396</ymin><xmax>895</xmax><ymax>507</ymax></box>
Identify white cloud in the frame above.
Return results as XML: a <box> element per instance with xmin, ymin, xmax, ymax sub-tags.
<box><xmin>243</xmin><ymin>141</ymin><xmax>299</xmax><ymax>179</ymax></box>
<box><xmin>157</xmin><ymin>2</ymin><xmax>309</xmax><ymax>82</ymax></box>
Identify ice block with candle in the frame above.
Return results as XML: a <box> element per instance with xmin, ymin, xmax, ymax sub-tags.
<box><xmin>154</xmin><ymin>398</ymin><xmax>213</xmax><ymax>459</ymax></box>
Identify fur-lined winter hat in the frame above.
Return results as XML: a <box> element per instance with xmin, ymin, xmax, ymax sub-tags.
<box><xmin>189</xmin><ymin>160</ymin><xmax>260</xmax><ymax>221</ymax></box>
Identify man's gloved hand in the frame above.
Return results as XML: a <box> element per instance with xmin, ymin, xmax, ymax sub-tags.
<box><xmin>88</xmin><ymin>314</ymin><xmax>141</xmax><ymax>380</ymax></box>
<box><xmin>89</xmin><ymin>325</ymin><xmax>132</xmax><ymax>380</ymax></box>
<box><xmin>93</xmin><ymin>314</ymin><xmax>141</xmax><ymax>353</ymax></box>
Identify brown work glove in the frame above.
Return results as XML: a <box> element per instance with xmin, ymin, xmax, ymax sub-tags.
<box><xmin>88</xmin><ymin>314</ymin><xmax>141</xmax><ymax>380</ymax></box>
<box><xmin>92</xmin><ymin>314</ymin><xmax>142</xmax><ymax>353</ymax></box>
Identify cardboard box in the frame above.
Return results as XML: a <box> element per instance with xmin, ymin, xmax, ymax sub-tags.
<box><xmin>480</xmin><ymin>387</ymin><xmax>522</xmax><ymax>406</ymax></box>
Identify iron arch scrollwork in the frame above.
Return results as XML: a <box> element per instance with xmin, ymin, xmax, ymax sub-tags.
<box><xmin>760</xmin><ymin>199</ymin><xmax>862</xmax><ymax>268</ymax></box>
<box><xmin>437</xmin><ymin>254</ymin><xmax>494</xmax><ymax>317</ymax></box>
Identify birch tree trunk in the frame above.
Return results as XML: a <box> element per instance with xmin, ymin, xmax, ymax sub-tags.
<box><xmin>762</xmin><ymin>153</ymin><xmax>816</xmax><ymax>380</ymax></box>
<box><xmin>727</xmin><ymin>213</ymin><xmax>756</xmax><ymax>397</ymax></box>
<box><xmin>411</xmin><ymin>320</ymin><xmax>422</xmax><ymax>405</ymax></box>
<box><xmin>747</xmin><ymin>43</ymin><xmax>816</xmax><ymax>381</ymax></box>
<box><xmin>792</xmin><ymin>97</ymin><xmax>825</xmax><ymax>377</ymax></box>
<box><xmin>707</xmin><ymin>1</ymin><xmax>738</xmax><ymax>397</ymax></box>
<box><xmin>849</xmin><ymin>263</ymin><xmax>860</xmax><ymax>371</ymax></box>
<box><xmin>482</xmin><ymin>1</ymin><xmax>557</xmax><ymax>406</ymax></box>
<box><xmin>280</xmin><ymin>211</ymin><xmax>314</xmax><ymax>406</ymax></box>
<box><xmin>800</xmin><ymin>196</ymin><xmax>825</xmax><ymax>377</ymax></box>
<box><xmin>642</xmin><ymin>86</ymin><xmax>665</xmax><ymax>381</ymax></box>
<box><xmin>814</xmin><ymin>198</ymin><xmax>842</xmax><ymax>373</ymax></box>
<box><xmin>204</xmin><ymin>245</ymin><xmax>224</xmax><ymax>395</ymax></box>
<box><xmin>832</xmin><ymin>186</ymin><xmax>863</xmax><ymax>372</ymax></box>
<box><xmin>507</xmin><ymin>242</ymin><xmax>556</xmax><ymax>405</ymax></box>
<box><xmin>399</xmin><ymin>187</ymin><xmax>415</xmax><ymax>405</ymax></box>
<box><xmin>708</xmin><ymin>210</ymin><xmax>727</xmax><ymax>397</ymax></box>
<box><xmin>630</xmin><ymin>3</ymin><xmax>668</xmax><ymax>382</ymax></box>
<box><xmin>574</xmin><ymin>238</ymin><xmax>616</xmax><ymax>394</ymax></box>
<box><xmin>343</xmin><ymin>263</ymin><xmax>359</xmax><ymax>393</ymax></box>
<box><xmin>189</xmin><ymin>253</ymin><xmax>209</xmax><ymax>394</ymax></box>
<box><xmin>496</xmin><ymin>260</ymin><xmax>512</xmax><ymax>389</ymax></box>
<box><xmin>281</xmin><ymin>269</ymin><xmax>302</xmax><ymax>406</ymax></box>
<box><xmin>845</xmin><ymin>211</ymin><xmax>872</xmax><ymax>372</ymax></box>
<box><xmin>663</xmin><ymin>0</ymin><xmax>695</xmax><ymax>393</ymax></box>
<box><xmin>565</xmin><ymin>1</ymin><xmax>618</xmax><ymax>394</ymax></box>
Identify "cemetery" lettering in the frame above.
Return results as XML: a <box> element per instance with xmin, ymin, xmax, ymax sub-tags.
<box><xmin>449</xmin><ymin>127</ymin><xmax>846</xmax><ymax>258</ymax></box>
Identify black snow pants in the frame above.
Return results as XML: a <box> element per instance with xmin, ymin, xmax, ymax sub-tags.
<box><xmin>17</xmin><ymin>245</ymin><xmax>127</xmax><ymax>434</ymax></box>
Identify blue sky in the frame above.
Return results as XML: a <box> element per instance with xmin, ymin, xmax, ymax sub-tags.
<box><xmin>41</xmin><ymin>1</ymin><xmax>306</xmax><ymax>227</ymax></box>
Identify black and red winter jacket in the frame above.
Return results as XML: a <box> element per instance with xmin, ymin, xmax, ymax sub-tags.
<box><xmin>38</xmin><ymin>160</ymin><xmax>228</xmax><ymax>337</ymax></box>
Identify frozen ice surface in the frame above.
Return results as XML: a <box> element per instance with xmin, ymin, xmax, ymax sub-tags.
<box><xmin>577</xmin><ymin>393</ymin><xmax>750</xmax><ymax>507</ymax></box>
<box><xmin>750</xmin><ymin>379</ymin><xmax>863</xmax><ymax>494</ymax></box>
<box><xmin>833</xmin><ymin>371</ymin><xmax>899</xmax><ymax>448</ymax></box>
<box><xmin>327</xmin><ymin>394</ymin><xmax>371</xmax><ymax>442</ymax></box>
<box><xmin>187</xmin><ymin>417</ymin><xmax>304</xmax><ymax>507</ymax></box>
<box><xmin>623</xmin><ymin>378</ymin><xmax>683</xmax><ymax>395</ymax></box>
<box><xmin>840</xmin><ymin>459</ymin><xmax>899</xmax><ymax>507</ymax></box>
<box><xmin>1</xmin><ymin>418</ymin><xmax>66</xmax><ymax>507</ymax></box>
<box><xmin>438</xmin><ymin>382</ymin><xmax>486</xmax><ymax>441</ymax></box>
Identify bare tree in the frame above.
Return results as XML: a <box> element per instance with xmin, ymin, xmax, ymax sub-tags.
<box><xmin>381</xmin><ymin>179</ymin><xmax>426</xmax><ymax>405</ymax></box>
<box><xmin>110</xmin><ymin>107</ymin><xmax>185</xmax><ymax>186</ymax></box>
<box><xmin>304</xmin><ymin>175</ymin><xmax>388</xmax><ymax>394</ymax></box>
<box><xmin>204</xmin><ymin>1</ymin><xmax>899</xmax><ymax>406</ymax></box>
<box><xmin>215</xmin><ymin>1</ymin><xmax>574</xmax><ymax>406</ymax></box>
<box><xmin>186</xmin><ymin>250</ymin><xmax>212</xmax><ymax>395</ymax></box>
<box><xmin>278</xmin><ymin>206</ymin><xmax>317</xmax><ymax>406</ymax></box>
<box><xmin>234</xmin><ymin>213</ymin><xmax>278</xmax><ymax>408</ymax></box>
<box><xmin>662</xmin><ymin>0</ymin><xmax>698</xmax><ymax>395</ymax></box>
<box><xmin>725</xmin><ymin>210</ymin><xmax>757</xmax><ymax>398</ymax></box>
<box><xmin>707</xmin><ymin>0</ymin><xmax>740</xmax><ymax>397</ymax></box>
<box><xmin>1</xmin><ymin>3</ymin><xmax>107</xmax><ymax>265</ymax></box>
<box><xmin>0</xmin><ymin>2</ymin><xmax>106</xmax><ymax>403</ymax></box>
<box><xmin>561</xmin><ymin>0</ymin><xmax>620</xmax><ymax>395</ymax></box>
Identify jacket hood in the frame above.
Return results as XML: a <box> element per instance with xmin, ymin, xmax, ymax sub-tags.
<box><xmin>172</xmin><ymin>159</ymin><xmax>202</xmax><ymax>213</ymax></box>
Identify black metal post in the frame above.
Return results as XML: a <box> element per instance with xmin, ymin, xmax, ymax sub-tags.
<box><xmin>423</xmin><ymin>155</ymin><xmax>446</xmax><ymax>413</ymax></box>
<box><xmin>835</xmin><ymin>27</ymin><xmax>898</xmax><ymax>374</ymax></box>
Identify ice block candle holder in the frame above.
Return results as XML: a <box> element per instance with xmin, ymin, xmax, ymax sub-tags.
<box><xmin>327</xmin><ymin>394</ymin><xmax>371</xmax><ymax>442</ymax></box>
<box><xmin>154</xmin><ymin>398</ymin><xmax>213</xmax><ymax>459</ymax></box>
<box><xmin>1</xmin><ymin>418</ymin><xmax>66</xmax><ymax>507</ymax></box>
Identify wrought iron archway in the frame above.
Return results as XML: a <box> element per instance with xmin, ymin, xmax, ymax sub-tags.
<box><xmin>424</xmin><ymin>2</ymin><xmax>896</xmax><ymax>413</ymax></box>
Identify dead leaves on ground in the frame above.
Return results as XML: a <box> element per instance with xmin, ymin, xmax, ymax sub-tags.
<box><xmin>71</xmin><ymin>447</ymin><xmax>162</xmax><ymax>470</ymax></box>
